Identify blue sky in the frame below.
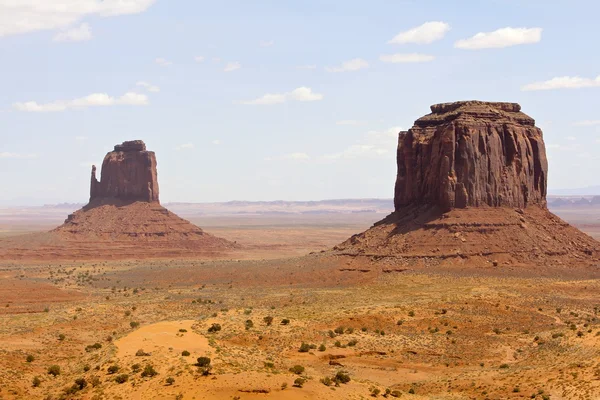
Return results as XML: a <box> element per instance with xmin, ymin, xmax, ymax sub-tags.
<box><xmin>1</xmin><ymin>0</ymin><xmax>599</xmax><ymax>205</ymax></box>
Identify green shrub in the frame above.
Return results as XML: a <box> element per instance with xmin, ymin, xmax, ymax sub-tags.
<box><xmin>245</xmin><ymin>319</ymin><xmax>254</xmax><ymax>330</ymax></box>
<box><xmin>107</xmin><ymin>365</ymin><xmax>120</xmax><ymax>374</ymax></box>
<box><xmin>131</xmin><ymin>363</ymin><xmax>141</xmax><ymax>372</ymax></box>
<box><xmin>293</xmin><ymin>377</ymin><xmax>306</xmax><ymax>388</ymax></box>
<box><xmin>333</xmin><ymin>371</ymin><xmax>351</xmax><ymax>384</ymax></box>
<box><xmin>181</xmin><ymin>350</ymin><xmax>190</xmax><ymax>357</ymax></box>
<box><xmin>26</xmin><ymin>354</ymin><xmax>35</xmax><ymax>363</ymax></box>
<box><xmin>207</xmin><ymin>323</ymin><xmax>221</xmax><ymax>333</ymax></box>
<box><xmin>318</xmin><ymin>344</ymin><xmax>326</xmax><ymax>352</ymax></box>
<box><xmin>320</xmin><ymin>376</ymin><xmax>332</xmax><ymax>386</ymax></box>
<box><xmin>58</xmin><ymin>334</ymin><xmax>66</xmax><ymax>341</ymax></box>
<box><xmin>130</xmin><ymin>321</ymin><xmax>140</xmax><ymax>329</ymax></box>
<box><xmin>298</xmin><ymin>342</ymin><xmax>310</xmax><ymax>353</ymax></box>
<box><xmin>408</xmin><ymin>311</ymin><xmax>415</xmax><ymax>317</ymax></box>
<box><xmin>263</xmin><ymin>316</ymin><xmax>274</xmax><ymax>326</ymax></box>
<box><xmin>281</xmin><ymin>319</ymin><xmax>290</xmax><ymax>325</ymax></box>
<box><xmin>178</xmin><ymin>329</ymin><xmax>187</xmax><ymax>333</ymax></box>
<box><xmin>196</xmin><ymin>357</ymin><xmax>211</xmax><ymax>367</ymax></box>
<box><xmin>166</xmin><ymin>377</ymin><xmax>175</xmax><ymax>385</ymax></box>
<box><xmin>74</xmin><ymin>378</ymin><xmax>87</xmax><ymax>390</ymax></box>
<box><xmin>48</xmin><ymin>365</ymin><xmax>61</xmax><ymax>376</ymax></box>
<box><xmin>32</xmin><ymin>376</ymin><xmax>41</xmax><ymax>387</ymax></box>
<box><xmin>334</xmin><ymin>326</ymin><xmax>344</xmax><ymax>335</ymax></box>
<box><xmin>348</xmin><ymin>339</ymin><xmax>358</xmax><ymax>347</ymax></box>
<box><xmin>289</xmin><ymin>365</ymin><xmax>305</xmax><ymax>375</ymax></box>
<box><xmin>141</xmin><ymin>365</ymin><xmax>158</xmax><ymax>377</ymax></box>
<box><xmin>115</xmin><ymin>374</ymin><xmax>129</xmax><ymax>384</ymax></box>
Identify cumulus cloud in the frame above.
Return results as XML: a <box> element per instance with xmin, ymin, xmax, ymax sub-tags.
<box><xmin>380</xmin><ymin>53</ymin><xmax>435</xmax><ymax>63</ymax></box>
<box><xmin>13</xmin><ymin>91</ymin><xmax>148</xmax><ymax>112</ymax></box>
<box><xmin>522</xmin><ymin>75</ymin><xmax>600</xmax><ymax>91</ymax></box>
<box><xmin>53</xmin><ymin>22</ymin><xmax>92</xmax><ymax>42</ymax></box>
<box><xmin>388</xmin><ymin>21</ymin><xmax>450</xmax><ymax>45</ymax></box>
<box><xmin>212</xmin><ymin>140</ymin><xmax>221</xmax><ymax>145</ymax></box>
<box><xmin>0</xmin><ymin>0</ymin><xmax>156</xmax><ymax>38</ymax></box>
<box><xmin>323</xmin><ymin>127</ymin><xmax>401</xmax><ymax>160</ymax></box>
<box><xmin>175</xmin><ymin>143</ymin><xmax>194</xmax><ymax>151</ymax></box>
<box><xmin>455</xmin><ymin>27</ymin><xmax>542</xmax><ymax>50</ymax></box>
<box><xmin>224</xmin><ymin>62</ymin><xmax>241</xmax><ymax>72</ymax></box>
<box><xmin>155</xmin><ymin>57</ymin><xmax>172</xmax><ymax>66</ymax></box>
<box><xmin>574</xmin><ymin>120</ymin><xmax>600</xmax><ymax>126</ymax></box>
<box><xmin>0</xmin><ymin>152</ymin><xmax>37</xmax><ymax>159</ymax></box>
<box><xmin>242</xmin><ymin>87</ymin><xmax>323</xmax><ymax>105</ymax></box>
<box><xmin>259</xmin><ymin>40</ymin><xmax>274</xmax><ymax>47</ymax></box>
<box><xmin>194</xmin><ymin>56</ymin><xmax>205</xmax><ymax>63</ymax></box>
<box><xmin>265</xmin><ymin>152</ymin><xmax>311</xmax><ymax>162</ymax></box>
<box><xmin>325</xmin><ymin>58</ymin><xmax>369</xmax><ymax>73</ymax></box>
<box><xmin>136</xmin><ymin>81</ymin><xmax>160</xmax><ymax>92</ymax></box>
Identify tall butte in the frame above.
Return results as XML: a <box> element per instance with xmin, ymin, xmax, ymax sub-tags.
<box><xmin>52</xmin><ymin>140</ymin><xmax>234</xmax><ymax>254</ymax></box>
<box><xmin>335</xmin><ymin>101</ymin><xmax>599</xmax><ymax>266</ymax></box>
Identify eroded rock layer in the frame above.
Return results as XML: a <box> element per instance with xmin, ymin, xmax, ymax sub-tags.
<box><xmin>334</xmin><ymin>101</ymin><xmax>599</xmax><ymax>267</ymax></box>
<box><xmin>395</xmin><ymin>101</ymin><xmax>548</xmax><ymax>211</ymax></box>
<box><xmin>90</xmin><ymin>140</ymin><xmax>159</xmax><ymax>203</ymax></box>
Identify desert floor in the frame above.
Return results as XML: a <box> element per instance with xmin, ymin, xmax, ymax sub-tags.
<box><xmin>0</xmin><ymin>208</ymin><xmax>599</xmax><ymax>400</ymax></box>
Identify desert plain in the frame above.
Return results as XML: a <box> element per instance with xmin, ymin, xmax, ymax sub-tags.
<box><xmin>0</xmin><ymin>203</ymin><xmax>599</xmax><ymax>400</ymax></box>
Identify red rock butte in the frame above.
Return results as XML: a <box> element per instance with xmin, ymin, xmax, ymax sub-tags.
<box><xmin>0</xmin><ymin>140</ymin><xmax>236</xmax><ymax>260</ymax></box>
<box><xmin>335</xmin><ymin>101</ymin><xmax>599</xmax><ymax>267</ymax></box>
<box><xmin>90</xmin><ymin>140</ymin><xmax>159</xmax><ymax>203</ymax></box>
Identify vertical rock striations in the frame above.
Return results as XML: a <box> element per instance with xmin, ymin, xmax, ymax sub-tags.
<box><xmin>334</xmin><ymin>101</ymin><xmax>599</xmax><ymax>266</ymax></box>
<box><xmin>394</xmin><ymin>101</ymin><xmax>548</xmax><ymax>211</ymax></box>
<box><xmin>90</xmin><ymin>140</ymin><xmax>159</xmax><ymax>203</ymax></box>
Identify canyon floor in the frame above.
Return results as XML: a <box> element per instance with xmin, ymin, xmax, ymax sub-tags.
<box><xmin>0</xmin><ymin>207</ymin><xmax>599</xmax><ymax>400</ymax></box>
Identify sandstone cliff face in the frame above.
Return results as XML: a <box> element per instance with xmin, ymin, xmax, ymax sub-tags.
<box><xmin>90</xmin><ymin>140</ymin><xmax>159</xmax><ymax>203</ymax></box>
<box><xmin>394</xmin><ymin>101</ymin><xmax>548</xmax><ymax>211</ymax></box>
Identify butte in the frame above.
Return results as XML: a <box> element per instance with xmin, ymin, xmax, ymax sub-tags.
<box><xmin>333</xmin><ymin>101</ymin><xmax>600</xmax><ymax>268</ymax></box>
<box><xmin>2</xmin><ymin>140</ymin><xmax>235</xmax><ymax>260</ymax></box>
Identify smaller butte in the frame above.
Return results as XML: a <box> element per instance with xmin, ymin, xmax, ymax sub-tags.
<box><xmin>46</xmin><ymin>140</ymin><xmax>236</xmax><ymax>258</ymax></box>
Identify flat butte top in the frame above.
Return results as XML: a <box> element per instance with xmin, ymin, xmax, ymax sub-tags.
<box><xmin>414</xmin><ymin>100</ymin><xmax>536</xmax><ymax>128</ymax></box>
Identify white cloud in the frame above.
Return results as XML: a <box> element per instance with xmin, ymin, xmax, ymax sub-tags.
<box><xmin>455</xmin><ymin>27</ymin><xmax>542</xmax><ymax>50</ymax></box>
<box><xmin>297</xmin><ymin>65</ymin><xmax>317</xmax><ymax>70</ymax></box>
<box><xmin>13</xmin><ymin>91</ymin><xmax>148</xmax><ymax>112</ymax></box>
<box><xmin>0</xmin><ymin>152</ymin><xmax>37</xmax><ymax>159</ymax></box>
<box><xmin>574</xmin><ymin>120</ymin><xmax>600</xmax><ymax>126</ymax></box>
<box><xmin>53</xmin><ymin>23</ymin><xmax>92</xmax><ymax>42</ymax></box>
<box><xmin>522</xmin><ymin>75</ymin><xmax>600</xmax><ymax>91</ymax></box>
<box><xmin>194</xmin><ymin>56</ymin><xmax>205</xmax><ymax>63</ymax></box>
<box><xmin>154</xmin><ymin>57</ymin><xmax>173</xmax><ymax>67</ymax></box>
<box><xmin>380</xmin><ymin>53</ymin><xmax>435</xmax><ymax>63</ymax></box>
<box><xmin>0</xmin><ymin>0</ymin><xmax>156</xmax><ymax>38</ymax></box>
<box><xmin>224</xmin><ymin>62</ymin><xmax>241</xmax><ymax>72</ymax></box>
<box><xmin>136</xmin><ymin>81</ymin><xmax>160</xmax><ymax>93</ymax></box>
<box><xmin>265</xmin><ymin>152</ymin><xmax>311</xmax><ymax>162</ymax></box>
<box><xmin>259</xmin><ymin>40</ymin><xmax>274</xmax><ymax>47</ymax></box>
<box><xmin>175</xmin><ymin>143</ymin><xmax>194</xmax><ymax>151</ymax></box>
<box><xmin>388</xmin><ymin>21</ymin><xmax>450</xmax><ymax>45</ymax></box>
<box><xmin>242</xmin><ymin>87</ymin><xmax>323</xmax><ymax>105</ymax></box>
<box><xmin>75</xmin><ymin>136</ymin><xmax>87</xmax><ymax>142</ymax></box>
<box><xmin>336</xmin><ymin>120</ymin><xmax>366</xmax><ymax>126</ymax></box>
<box><xmin>243</xmin><ymin>93</ymin><xmax>287</xmax><ymax>105</ymax></box>
<box><xmin>212</xmin><ymin>57</ymin><xmax>222</xmax><ymax>62</ymax></box>
<box><xmin>155</xmin><ymin>57</ymin><xmax>172</xmax><ymax>66</ymax></box>
<box><xmin>325</xmin><ymin>58</ymin><xmax>369</xmax><ymax>73</ymax></box>
<box><xmin>567</xmin><ymin>136</ymin><xmax>576</xmax><ymax>141</ymax></box>
<box><xmin>288</xmin><ymin>87</ymin><xmax>323</xmax><ymax>102</ymax></box>
<box><xmin>212</xmin><ymin>140</ymin><xmax>221</xmax><ymax>145</ymax></box>
<box><xmin>323</xmin><ymin>127</ymin><xmax>401</xmax><ymax>160</ymax></box>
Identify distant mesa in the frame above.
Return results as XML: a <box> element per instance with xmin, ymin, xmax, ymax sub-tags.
<box><xmin>335</xmin><ymin>101</ymin><xmax>599</xmax><ymax>266</ymax></box>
